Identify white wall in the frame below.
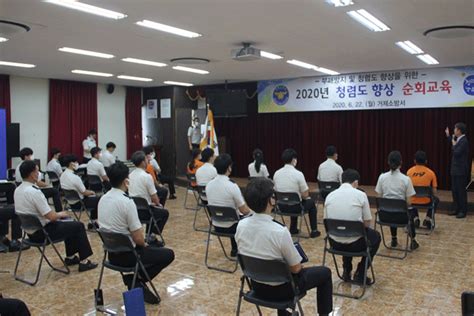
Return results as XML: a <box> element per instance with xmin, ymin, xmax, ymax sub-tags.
<box><xmin>97</xmin><ymin>84</ymin><xmax>126</xmax><ymax>161</ymax></box>
<box><xmin>10</xmin><ymin>76</ymin><xmax>49</xmax><ymax>169</ymax></box>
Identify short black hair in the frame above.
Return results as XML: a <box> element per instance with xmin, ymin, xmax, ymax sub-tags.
<box><xmin>214</xmin><ymin>154</ymin><xmax>233</xmax><ymax>175</ymax></box>
<box><xmin>106</xmin><ymin>142</ymin><xmax>116</xmax><ymax>149</ymax></box>
<box><xmin>326</xmin><ymin>145</ymin><xmax>337</xmax><ymax>157</ymax></box>
<box><xmin>88</xmin><ymin>128</ymin><xmax>97</xmax><ymax>136</ymax></box>
<box><xmin>20</xmin><ymin>160</ymin><xmax>37</xmax><ymax>179</ymax></box>
<box><xmin>90</xmin><ymin>147</ymin><xmax>101</xmax><ymax>157</ymax></box>
<box><xmin>342</xmin><ymin>169</ymin><xmax>360</xmax><ymax>184</ymax></box>
<box><xmin>108</xmin><ymin>162</ymin><xmax>129</xmax><ymax>188</ymax></box>
<box><xmin>201</xmin><ymin>148</ymin><xmax>214</xmax><ymax>163</ymax></box>
<box><xmin>19</xmin><ymin>147</ymin><xmax>33</xmax><ymax>160</ymax></box>
<box><xmin>62</xmin><ymin>154</ymin><xmax>78</xmax><ymax>167</ymax></box>
<box><xmin>388</xmin><ymin>150</ymin><xmax>402</xmax><ymax>171</ymax></box>
<box><xmin>50</xmin><ymin>148</ymin><xmax>61</xmax><ymax>158</ymax></box>
<box><xmin>455</xmin><ymin>122</ymin><xmax>467</xmax><ymax>134</ymax></box>
<box><xmin>244</xmin><ymin>178</ymin><xmax>274</xmax><ymax>213</ymax></box>
<box><xmin>131</xmin><ymin>151</ymin><xmax>146</xmax><ymax>167</ymax></box>
<box><xmin>415</xmin><ymin>150</ymin><xmax>427</xmax><ymax>164</ymax></box>
<box><xmin>281</xmin><ymin>148</ymin><xmax>297</xmax><ymax>164</ymax></box>
<box><xmin>142</xmin><ymin>145</ymin><xmax>154</xmax><ymax>155</ymax></box>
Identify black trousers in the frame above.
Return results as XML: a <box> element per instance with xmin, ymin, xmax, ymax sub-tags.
<box><xmin>251</xmin><ymin>266</ymin><xmax>333</xmax><ymax>316</ymax></box>
<box><xmin>214</xmin><ymin>223</ymin><xmax>238</xmax><ymax>252</ymax></box>
<box><xmin>40</xmin><ymin>187</ymin><xmax>63</xmax><ymax>212</ymax></box>
<box><xmin>0</xmin><ymin>298</ymin><xmax>31</xmax><ymax>316</ymax></box>
<box><xmin>109</xmin><ymin>246</ymin><xmax>174</xmax><ymax>282</ymax></box>
<box><xmin>329</xmin><ymin>228</ymin><xmax>381</xmax><ymax>274</ymax></box>
<box><xmin>138</xmin><ymin>206</ymin><xmax>169</xmax><ymax>234</ymax></box>
<box><xmin>451</xmin><ymin>175</ymin><xmax>468</xmax><ymax>214</ymax></box>
<box><xmin>412</xmin><ymin>196</ymin><xmax>439</xmax><ymax>219</ymax></box>
<box><xmin>158</xmin><ymin>174</ymin><xmax>176</xmax><ymax>196</ymax></box>
<box><xmin>28</xmin><ymin>221</ymin><xmax>93</xmax><ymax>260</ymax></box>
<box><xmin>0</xmin><ymin>207</ymin><xmax>22</xmax><ymax>240</ymax></box>
<box><xmin>155</xmin><ymin>186</ymin><xmax>168</xmax><ymax>207</ymax></box>
<box><xmin>378</xmin><ymin>210</ymin><xmax>416</xmax><ymax>239</ymax></box>
<box><xmin>289</xmin><ymin>198</ymin><xmax>317</xmax><ymax>232</ymax></box>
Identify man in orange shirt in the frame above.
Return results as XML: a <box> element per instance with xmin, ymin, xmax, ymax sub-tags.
<box><xmin>407</xmin><ymin>151</ymin><xmax>439</xmax><ymax>230</ymax></box>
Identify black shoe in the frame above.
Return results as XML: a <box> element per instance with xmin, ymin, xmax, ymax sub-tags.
<box><xmin>148</xmin><ymin>239</ymin><xmax>164</xmax><ymax>248</ymax></box>
<box><xmin>410</xmin><ymin>240</ymin><xmax>419</xmax><ymax>250</ymax></box>
<box><xmin>456</xmin><ymin>212</ymin><xmax>466</xmax><ymax>219</ymax></box>
<box><xmin>290</xmin><ymin>229</ymin><xmax>300</xmax><ymax>235</ymax></box>
<box><xmin>0</xmin><ymin>243</ymin><xmax>8</xmax><ymax>253</ymax></box>
<box><xmin>353</xmin><ymin>272</ymin><xmax>373</xmax><ymax>286</ymax></box>
<box><xmin>78</xmin><ymin>260</ymin><xmax>98</xmax><ymax>272</ymax></box>
<box><xmin>8</xmin><ymin>240</ymin><xmax>29</xmax><ymax>252</ymax></box>
<box><xmin>414</xmin><ymin>217</ymin><xmax>420</xmax><ymax>228</ymax></box>
<box><xmin>65</xmin><ymin>255</ymin><xmax>80</xmax><ymax>266</ymax></box>
<box><xmin>423</xmin><ymin>218</ymin><xmax>433</xmax><ymax>230</ymax></box>
<box><xmin>391</xmin><ymin>238</ymin><xmax>398</xmax><ymax>248</ymax></box>
<box><xmin>230</xmin><ymin>249</ymin><xmax>238</xmax><ymax>257</ymax></box>
<box><xmin>169</xmin><ymin>195</ymin><xmax>177</xmax><ymax>200</ymax></box>
<box><xmin>87</xmin><ymin>222</ymin><xmax>99</xmax><ymax>230</ymax></box>
<box><xmin>448</xmin><ymin>210</ymin><xmax>458</xmax><ymax>216</ymax></box>
<box><xmin>342</xmin><ymin>270</ymin><xmax>351</xmax><ymax>282</ymax></box>
<box><xmin>141</xmin><ymin>284</ymin><xmax>160</xmax><ymax>304</ymax></box>
<box><xmin>310</xmin><ymin>230</ymin><xmax>321</xmax><ymax>238</ymax></box>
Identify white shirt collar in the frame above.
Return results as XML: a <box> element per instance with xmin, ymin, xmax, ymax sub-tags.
<box><xmin>457</xmin><ymin>134</ymin><xmax>465</xmax><ymax>141</ymax></box>
<box><xmin>252</xmin><ymin>213</ymin><xmax>273</xmax><ymax>221</ymax></box>
<box><xmin>340</xmin><ymin>183</ymin><xmax>353</xmax><ymax>189</ymax></box>
<box><xmin>283</xmin><ymin>164</ymin><xmax>295</xmax><ymax>169</ymax></box>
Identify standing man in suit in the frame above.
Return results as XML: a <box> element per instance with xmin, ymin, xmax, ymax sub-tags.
<box><xmin>445</xmin><ymin>122</ymin><xmax>470</xmax><ymax>218</ymax></box>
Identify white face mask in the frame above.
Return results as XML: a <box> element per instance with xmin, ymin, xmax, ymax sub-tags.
<box><xmin>72</xmin><ymin>162</ymin><xmax>79</xmax><ymax>170</ymax></box>
<box><xmin>98</xmin><ymin>153</ymin><xmax>102</xmax><ymax>159</ymax></box>
<box><xmin>151</xmin><ymin>152</ymin><xmax>156</xmax><ymax>159</ymax></box>
<box><xmin>29</xmin><ymin>154</ymin><xmax>35</xmax><ymax>161</ymax></box>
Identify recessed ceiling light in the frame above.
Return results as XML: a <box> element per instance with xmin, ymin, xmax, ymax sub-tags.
<box><xmin>172</xmin><ymin>65</ymin><xmax>209</xmax><ymax>74</ymax></box>
<box><xmin>347</xmin><ymin>9</ymin><xmax>390</xmax><ymax>32</ymax></box>
<box><xmin>0</xmin><ymin>61</ymin><xmax>36</xmax><ymax>68</ymax></box>
<box><xmin>164</xmin><ymin>80</ymin><xmax>193</xmax><ymax>87</ymax></box>
<box><xmin>122</xmin><ymin>57</ymin><xmax>167</xmax><ymax>67</ymax></box>
<box><xmin>316</xmin><ymin>67</ymin><xmax>340</xmax><ymax>75</ymax></box>
<box><xmin>260</xmin><ymin>51</ymin><xmax>283</xmax><ymax>60</ymax></box>
<box><xmin>396</xmin><ymin>41</ymin><xmax>424</xmax><ymax>55</ymax></box>
<box><xmin>136</xmin><ymin>20</ymin><xmax>202</xmax><ymax>38</ymax></box>
<box><xmin>117</xmin><ymin>75</ymin><xmax>153</xmax><ymax>82</ymax></box>
<box><xmin>59</xmin><ymin>47</ymin><xmax>114</xmax><ymax>59</ymax></box>
<box><xmin>416</xmin><ymin>54</ymin><xmax>439</xmax><ymax>65</ymax></box>
<box><xmin>45</xmin><ymin>0</ymin><xmax>127</xmax><ymax>19</ymax></box>
<box><xmin>326</xmin><ymin>0</ymin><xmax>354</xmax><ymax>7</ymax></box>
<box><xmin>0</xmin><ymin>37</ymin><xmax>8</xmax><ymax>42</ymax></box>
<box><xmin>71</xmin><ymin>69</ymin><xmax>113</xmax><ymax>77</ymax></box>
<box><xmin>287</xmin><ymin>59</ymin><xmax>339</xmax><ymax>75</ymax></box>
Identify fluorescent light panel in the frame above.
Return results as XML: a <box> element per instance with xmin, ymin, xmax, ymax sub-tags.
<box><xmin>172</xmin><ymin>65</ymin><xmax>209</xmax><ymax>74</ymax></box>
<box><xmin>0</xmin><ymin>37</ymin><xmax>8</xmax><ymax>42</ymax></box>
<box><xmin>163</xmin><ymin>80</ymin><xmax>193</xmax><ymax>87</ymax></box>
<box><xmin>59</xmin><ymin>47</ymin><xmax>114</xmax><ymax>58</ymax></box>
<box><xmin>71</xmin><ymin>69</ymin><xmax>113</xmax><ymax>77</ymax></box>
<box><xmin>396</xmin><ymin>41</ymin><xmax>424</xmax><ymax>54</ymax></box>
<box><xmin>326</xmin><ymin>0</ymin><xmax>354</xmax><ymax>7</ymax></box>
<box><xmin>122</xmin><ymin>57</ymin><xmax>167</xmax><ymax>67</ymax></box>
<box><xmin>0</xmin><ymin>61</ymin><xmax>35</xmax><ymax>68</ymax></box>
<box><xmin>117</xmin><ymin>75</ymin><xmax>153</xmax><ymax>82</ymax></box>
<box><xmin>136</xmin><ymin>20</ymin><xmax>201</xmax><ymax>38</ymax></box>
<box><xmin>45</xmin><ymin>0</ymin><xmax>127</xmax><ymax>19</ymax></box>
<box><xmin>347</xmin><ymin>9</ymin><xmax>390</xmax><ymax>32</ymax></box>
<box><xmin>417</xmin><ymin>54</ymin><xmax>439</xmax><ymax>65</ymax></box>
<box><xmin>260</xmin><ymin>51</ymin><xmax>283</xmax><ymax>60</ymax></box>
<box><xmin>287</xmin><ymin>59</ymin><xmax>339</xmax><ymax>75</ymax></box>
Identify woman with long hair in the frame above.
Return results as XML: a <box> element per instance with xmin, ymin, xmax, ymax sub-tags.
<box><xmin>248</xmin><ymin>149</ymin><xmax>270</xmax><ymax>178</ymax></box>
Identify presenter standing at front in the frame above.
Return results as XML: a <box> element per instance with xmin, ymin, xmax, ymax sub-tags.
<box><xmin>445</xmin><ymin>122</ymin><xmax>470</xmax><ymax>219</ymax></box>
<box><xmin>188</xmin><ymin>117</ymin><xmax>202</xmax><ymax>152</ymax></box>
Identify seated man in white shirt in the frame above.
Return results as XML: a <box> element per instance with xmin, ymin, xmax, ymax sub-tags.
<box><xmin>248</xmin><ymin>148</ymin><xmax>270</xmax><ymax>178</ymax></box>
<box><xmin>129</xmin><ymin>151</ymin><xmax>169</xmax><ymax>243</ymax></box>
<box><xmin>236</xmin><ymin>178</ymin><xmax>333</xmax><ymax>316</ymax></box>
<box><xmin>98</xmin><ymin>162</ymin><xmax>175</xmax><ymax>304</ymax></box>
<box><xmin>82</xmin><ymin>129</ymin><xmax>97</xmax><ymax>164</ymax></box>
<box><xmin>196</xmin><ymin>148</ymin><xmax>217</xmax><ymax>187</ymax></box>
<box><xmin>143</xmin><ymin>146</ymin><xmax>177</xmax><ymax>200</ymax></box>
<box><xmin>87</xmin><ymin>147</ymin><xmax>111</xmax><ymax>191</ymax></box>
<box><xmin>14</xmin><ymin>160</ymin><xmax>97</xmax><ymax>272</ymax></box>
<box><xmin>46</xmin><ymin>148</ymin><xmax>63</xmax><ymax>177</ymax></box>
<box><xmin>273</xmin><ymin>149</ymin><xmax>320</xmax><ymax>238</ymax></box>
<box><xmin>60</xmin><ymin>154</ymin><xmax>101</xmax><ymax>230</ymax></box>
<box><xmin>317</xmin><ymin>145</ymin><xmax>343</xmax><ymax>183</ymax></box>
<box><xmin>206</xmin><ymin>154</ymin><xmax>251</xmax><ymax>257</ymax></box>
<box><xmin>15</xmin><ymin>147</ymin><xmax>64</xmax><ymax>213</ymax></box>
<box><xmin>100</xmin><ymin>142</ymin><xmax>116</xmax><ymax>168</ymax></box>
<box><xmin>324</xmin><ymin>169</ymin><xmax>381</xmax><ymax>284</ymax></box>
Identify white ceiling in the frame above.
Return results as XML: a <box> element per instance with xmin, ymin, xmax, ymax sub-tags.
<box><xmin>0</xmin><ymin>0</ymin><xmax>473</xmax><ymax>87</ymax></box>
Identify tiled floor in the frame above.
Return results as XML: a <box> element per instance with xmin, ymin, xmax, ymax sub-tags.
<box><xmin>1</xmin><ymin>186</ymin><xmax>473</xmax><ymax>315</ymax></box>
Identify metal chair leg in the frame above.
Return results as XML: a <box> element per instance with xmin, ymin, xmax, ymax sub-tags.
<box><xmin>205</xmin><ymin>230</ymin><xmax>238</xmax><ymax>273</ymax></box>
<box><xmin>95</xmin><ymin>251</ymin><xmax>107</xmax><ymax>310</ymax></box>
<box><xmin>377</xmin><ymin>222</ymin><xmax>411</xmax><ymax>260</ymax></box>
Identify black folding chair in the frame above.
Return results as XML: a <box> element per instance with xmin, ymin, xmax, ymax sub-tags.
<box><xmin>375</xmin><ymin>198</ymin><xmax>412</xmax><ymax>260</ymax></box>
<box><xmin>62</xmin><ymin>189</ymin><xmax>93</xmax><ymax>225</ymax></box>
<box><xmin>0</xmin><ymin>182</ymin><xmax>16</xmax><ymax>255</ymax></box>
<box><xmin>88</xmin><ymin>175</ymin><xmax>104</xmax><ymax>194</ymax></box>
<box><xmin>236</xmin><ymin>254</ymin><xmax>306</xmax><ymax>316</ymax></box>
<box><xmin>322</xmin><ymin>219</ymin><xmax>375</xmax><ymax>299</ymax></box>
<box><xmin>412</xmin><ymin>186</ymin><xmax>436</xmax><ymax>235</ymax></box>
<box><xmin>273</xmin><ymin>192</ymin><xmax>310</xmax><ymax>241</ymax></box>
<box><xmin>13</xmin><ymin>214</ymin><xmax>70</xmax><ymax>285</ymax></box>
<box><xmin>95</xmin><ymin>229</ymin><xmax>161</xmax><ymax>310</ymax></box>
<box><xmin>132</xmin><ymin>197</ymin><xmax>165</xmax><ymax>246</ymax></box>
<box><xmin>462</xmin><ymin>291</ymin><xmax>474</xmax><ymax>316</ymax></box>
<box><xmin>183</xmin><ymin>174</ymin><xmax>199</xmax><ymax>210</ymax></box>
<box><xmin>315</xmin><ymin>181</ymin><xmax>340</xmax><ymax>217</ymax></box>
<box><xmin>46</xmin><ymin>171</ymin><xmax>60</xmax><ymax>190</ymax></box>
<box><xmin>7</xmin><ymin>168</ymin><xmax>16</xmax><ymax>182</ymax></box>
<box><xmin>205</xmin><ymin>205</ymin><xmax>239</xmax><ymax>273</ymax></box>
<box><xmin>192</xmin><ymin>185</ymin><xmax>211</xmax><ymax>232</ymax></box>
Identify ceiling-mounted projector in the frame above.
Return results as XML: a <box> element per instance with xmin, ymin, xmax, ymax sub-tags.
<box><xmin>231</xmin><ymin>43</ymin><xmax>261</xmax><ymax>61</ymax></box>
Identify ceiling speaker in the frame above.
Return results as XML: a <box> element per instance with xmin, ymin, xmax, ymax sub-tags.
<box><xmin>107</xmin><ymin>84</ymin><xmax>115</xmax><ymax>94</ymax></box>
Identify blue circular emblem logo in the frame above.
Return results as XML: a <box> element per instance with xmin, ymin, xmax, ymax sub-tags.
<box><xmin>463</xmin><ymin>75</ymin><xmax>474</xmax><ymax>96</ymax></box>
<box><xmin>273</xmin><ymin>85</ymin><xmax>289</xmax><ymax>106</ymax></box>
